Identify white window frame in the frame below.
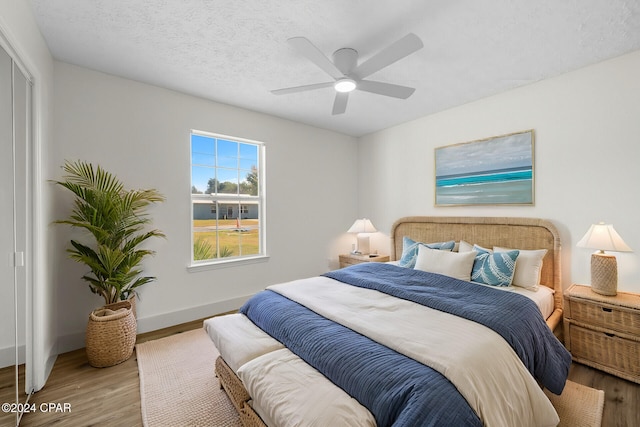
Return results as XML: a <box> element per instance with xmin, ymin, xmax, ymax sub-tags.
<box><xmin>188</xmin><ymin>130</ymin><xmax>267</xmax><ymax>271</ymax></box>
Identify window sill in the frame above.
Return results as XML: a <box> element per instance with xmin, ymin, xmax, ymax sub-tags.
<box><xmin>187</xmin><ymin>254</ymin><xmax>269</xmax><ymax>273</ymax></box>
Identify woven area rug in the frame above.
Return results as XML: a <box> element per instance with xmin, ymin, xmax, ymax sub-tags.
<box><xmin>136</xmin><ymin>328</ymin><xmax>241</xmax><ymax>427</ymax></box>
<box><xmin>137</xmin><ymin>328</ymin><xmax>604</xmax><ymax>427</ymax></box>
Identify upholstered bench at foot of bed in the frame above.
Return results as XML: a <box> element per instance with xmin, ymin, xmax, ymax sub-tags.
<box><xmin>207</xmin><ymin>313</ymin><xmax>376</xmax><ymax>427</ymax></box>
<box><xmin>215</xmin><ymin>356</ymin><xmax>249</xmax><ymax>412</ymax></box>
<box><xmin>240</xmin><ymin>402</ymin><xmax>268</xmax><ymax>427</ymax></box>
<box><xmin>214</xmin><ymin>356</ymin><xmax>266</xmax><ymax>427</ymax></box>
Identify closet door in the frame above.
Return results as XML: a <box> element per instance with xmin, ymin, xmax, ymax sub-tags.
<box><xmin>13</xmin><ymin>53</ymin><xmax>30</xmax><ymax>407</ymax></box>
<box><xmin>0</xmin><ymin>43</ymin><xmax>18</xmax><ymax>427</ymax></box>
<box><xmin>0</xmin><ymin>42</ymin><xmax>30</xmax><ymax>426</ymax></box>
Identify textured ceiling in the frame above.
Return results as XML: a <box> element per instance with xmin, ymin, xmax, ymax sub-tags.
<box><xmin>28</xmin><ymin>0</ymin><xmax>640</xmax><ymax>136</ymax></box>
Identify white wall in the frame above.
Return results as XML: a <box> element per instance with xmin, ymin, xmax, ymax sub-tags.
<box><xmin>0</xmin><ymin>0</ymin><xmax>56</xmax><ymax>390</ymax></box>
<box><xmin>359</xmin><ymin>49</ymin><xmax>640</xmax><ymax>294</ymax></box>
<box><xmin>51</xmin><ymin>62</ymin><xmax>358</xmax><ymax>351</ymax></box>
<box><xmin>10</xmin><ymin>0</ymin><xmax>640</xmax><ymax>387</ymax></box>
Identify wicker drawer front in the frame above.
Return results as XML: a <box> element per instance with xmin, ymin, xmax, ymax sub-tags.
<box><xmin>338</xmin><ymin>254</ymin><xmax>389</xmax><ymax>268</ymax></box>
<box><xmin>339</xmin><ymin>258</ymin><xmax>359</xmax><ymax>268</ymax></box>
<box><xmin>569</xmin><ymin>299</ymin><xmax>640</xmax><ymax>335</ymax></box>
<box><xmin>569</xmin><ymin>324</ymin><xmax>640</xmax><ymax>378</ymax></box>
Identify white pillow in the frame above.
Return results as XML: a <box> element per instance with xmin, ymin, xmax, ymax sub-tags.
<box><xmin>458</xmin><ymin>240</ymin><xmax>474</xmax><ymax>252</ymax></box>
<box><xmin>414</xmin><ymin>245</ymin><xmax>476</xmax><ymax>281</ymax></box>
<box><xmin>494</xmin><ymin>247</ymin><xmax>548</xmax><ymax>291</ymax></box>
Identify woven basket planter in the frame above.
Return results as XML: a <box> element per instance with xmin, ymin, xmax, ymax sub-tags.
<box><xmin>86</xmin><ymin>300</ymin><xmax>137</xmax><ymax>368</ymax></box>
<box><xmin>105</xmin><ymin>294</ymin><xmax>137</xmax><ymax>318</ymax></box>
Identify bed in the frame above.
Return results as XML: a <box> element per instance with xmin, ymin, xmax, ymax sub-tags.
<box><xmin>204</xmin><ymin>216</ymin><xmax>571</xmax><ymax>427</ymax></box>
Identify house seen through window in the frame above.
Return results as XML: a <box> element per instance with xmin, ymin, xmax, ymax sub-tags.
<box><xmin>191</xmin><ymin>131</ymin><xmax>265</xmax><ymax>264</ymax></box>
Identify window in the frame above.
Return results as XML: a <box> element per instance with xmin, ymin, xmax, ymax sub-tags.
<box><xmin>190</xmin><ymin>131</ymin><xmax>265</xmax><ymax>265</ymax></box>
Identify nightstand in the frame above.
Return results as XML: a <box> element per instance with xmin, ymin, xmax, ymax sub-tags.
<box><xmin>339</xmin><ymin>253</ymin><xmax>390</xmax><ymax>268</ymax></box>
<box><xmin>563</xmin><ymin>284</ymin><xmax>640</xmax><ymax>384</ymax></box>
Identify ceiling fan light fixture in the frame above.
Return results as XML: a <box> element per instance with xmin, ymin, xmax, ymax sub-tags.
<box><xmin>334</xmin><ymin>78</ymin><xmax>357</xmax><ymax>93</ymax></box>
<box><xmin>272</xmin><ymin>34</ymin><xmax>422</xmax><ymax>114</ymax></box>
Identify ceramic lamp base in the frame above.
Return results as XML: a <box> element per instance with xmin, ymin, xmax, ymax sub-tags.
<box><xmin>590</xmin><ymin>252</ymin><xmax>618</xmax><ymax>296</ymax></box>
<box><xmin>356</xmin><ymin>235</ymin><xmax>371</xmax><ymax>255</ymax></box>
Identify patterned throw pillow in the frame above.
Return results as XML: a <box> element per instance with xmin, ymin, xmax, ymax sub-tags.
<box><xmin>494</xmin><ymin>247</ymin><xmax>547</xmax><ymax>290</ymax></box>
<box><xmin>398</xmin><ymin>237</ymin><xmax>455</xmax><ymax>268</ymax></box>
<box><xmin>471</xmin><ymin>245</ymin><xmax>520</xmax><ymax>287</ymax></box>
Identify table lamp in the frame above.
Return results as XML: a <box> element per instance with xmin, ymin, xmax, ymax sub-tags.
<box><xmin>347</xmin><ymin>218</ymin><xmax>377</xmax><ymax>255</ymax></box>
<box><xmin>576</xmin><ymin>222</ymin><xmax>632</xmax><ymax>296</ymax></box>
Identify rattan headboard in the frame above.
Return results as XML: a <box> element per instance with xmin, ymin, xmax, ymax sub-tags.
<box><xmin>390</xmin><ymin>216</ymin><xmax>563</xmax><ymax>331</ymax></box>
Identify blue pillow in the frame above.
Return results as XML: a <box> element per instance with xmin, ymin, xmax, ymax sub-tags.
<box><xmin>471</xmin><ymin>246</ymin><xmax>519</xmax><ymax>287</ymax></box>
<box><xmin>398</xmin><ymin>237</ymin><xmax>455</xmax><ymax>268</ymax></box>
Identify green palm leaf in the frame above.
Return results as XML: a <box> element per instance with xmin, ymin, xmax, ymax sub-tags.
<box><xmin>53</xmin><ymin>160</ymin><xmax>165</xmax><ymax>305</ymax></box>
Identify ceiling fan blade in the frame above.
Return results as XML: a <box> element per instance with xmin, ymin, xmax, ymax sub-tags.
<box><xmin>332</xmin><ymin>92</ymin><xmax>349</xmax><ymax>115</ymax></box>
<box><xmin>352</xmin><ymin>33</ymin><xmax>423</xmax><ymax>79</ymax></box>
<box><xmin>357</xmin><ymin>80</ymin><xmax>416</xmax><ymax>99</ymax></box>
<box><xmin>271</xmin><ymin>81</ymin><xmax>334</xmax><ymax>95</ymax></box>
<box><xmin>288</xmin><ymin>37</ymin><xmax>344</xmax><ymax>80</ymax></box>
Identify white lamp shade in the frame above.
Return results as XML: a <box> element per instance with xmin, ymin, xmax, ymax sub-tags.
<box><xmin>576</xmin><ymin>223</ymin><xmax>632</xmax><ymax>253</ymax></box>
<box><xmin>347</xmin><ymin>218</ymin><xmax>377</xmax><ymax>234</ymax></box>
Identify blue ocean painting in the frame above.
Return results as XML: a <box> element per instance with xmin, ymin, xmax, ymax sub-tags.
<box><xmin>435</xmin><ymin>131</ymin><xmax>534</xmax><ymax>205</ymax></box>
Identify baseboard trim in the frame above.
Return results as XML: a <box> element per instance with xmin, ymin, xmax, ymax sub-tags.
<box><xmin>0</xmin><ymin>342</ymin><xmax>26</xmax><ymax>369</ymax></box>
<box><xmin>136</xmin><ymin>295</ymin><xmax>251</xmax><ymax>333</ymax></box>
<box><xmin>56</xmin><ymin>294</ymin><xmax>252</xmax><ymax>354</ymax></box>
<box><xmin>0</xmin><ymin>345</ymin><xmax>13</xmax><ymax>369</ymax></box>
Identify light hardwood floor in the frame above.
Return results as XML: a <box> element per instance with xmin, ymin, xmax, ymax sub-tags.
<box><xmin>3</xmin><ymin>319</ymin><xmax>639</xmax><ymax>427</ymax></box>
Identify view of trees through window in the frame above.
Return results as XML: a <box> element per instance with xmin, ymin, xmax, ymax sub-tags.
<box><xmin>191</xmin><ymin>166</ymin><xmax>258</xmax><ymax>196</ymax></box>
<box><xmin>191</xmin><ymin>132</ymin><xmax>263</xmax><ymax>263</ymax></box>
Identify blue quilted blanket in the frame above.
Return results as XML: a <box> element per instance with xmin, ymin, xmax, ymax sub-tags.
<box><xmin>240</xmin><ymin>263</ymin><xmax>571</xmax><ymax>426</ymax></box>
<box><xmin>324</xmin><ymin>263</ymin><xmax>571</xmax><ymax>394</ymax></box>
<box><xmin>241</xmin><ymin>289</ymin><xmax>481</xmax><ymax>427</ymax></box>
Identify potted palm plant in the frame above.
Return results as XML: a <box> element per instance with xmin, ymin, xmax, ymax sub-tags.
<box><xmin>53</xmin><ymin>160</ymin><xmax>165</xmax><ymax>366</ymax></box>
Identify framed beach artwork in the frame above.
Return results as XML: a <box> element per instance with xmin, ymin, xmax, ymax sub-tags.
<box><xmin>435</xmin><ymin>130</ymin><xmax>534</xmax><ymax>206</ymax></box>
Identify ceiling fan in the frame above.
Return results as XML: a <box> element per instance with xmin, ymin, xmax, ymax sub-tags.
<box><xmin>271</xmin><ymin>33</ymin><xmax>424</xmax><ymax>115</ymax></box>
